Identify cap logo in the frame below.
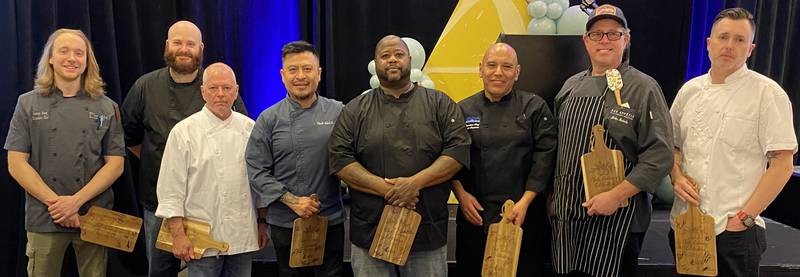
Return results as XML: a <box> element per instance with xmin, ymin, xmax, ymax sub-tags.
<box><xmin>595</xmin><ymin>6</ymin><xmax>616</xmax><ymax>16</ymax></box>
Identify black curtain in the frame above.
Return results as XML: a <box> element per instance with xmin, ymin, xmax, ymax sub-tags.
<box><xmin>0</xmin><ymin>1</ymin><xmax>313</xmax><ymax>276</ymax></box>
<box><xmin>724</xmin><ymin>0</ymin><xmax>800</xmax><ymax>160</ymax></box>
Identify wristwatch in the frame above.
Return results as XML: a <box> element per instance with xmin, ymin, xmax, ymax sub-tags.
<box><xmin>736</xmin><ymin>211</ymin><xmax>755</xmax><ymax>228</ymax></box>
<box><xmin>257</xmin><ymin>217</ymin><xmax>268</xmax><ymax>225</ymax></box>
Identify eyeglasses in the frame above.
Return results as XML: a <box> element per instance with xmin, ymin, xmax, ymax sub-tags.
<box><xmin>586</xmin><ymin>31</ymin><xmax>625</xmax><ymax>41</ymax></box>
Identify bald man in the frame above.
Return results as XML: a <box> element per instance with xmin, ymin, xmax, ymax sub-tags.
<box><xmin>452</xmin><ymin>43</ymin><xmax>556</xmax><ymax>276</ymax></box>
<box><xmin>155</xmin><ymin>63</ymin><xmax>262</xmax><ymax>277</ymax></box>
<box><xmin>329</xmin><ymin>35</ymin><xmax>470</xmax><ymax>276</ymax></box>
<box><xmin>121</xmin><ymin>21</ymin><xmax>248</xmax><ymax>276</ymax></box>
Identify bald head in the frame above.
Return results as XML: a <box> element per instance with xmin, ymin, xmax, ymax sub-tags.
<box><xmin>203</xmin><ymin>63</ymin><xmax>237</xmax><ymax>84</ymax></box>
<box><xmin>168</xmin><ymin>21</ymin><xmax>202</xmax><ymax>42</ymax></box>
<box><xmin>374</xmin><ymin>35</ymin><xmax>408</xmax><ymax>56</ymax></box>
<box><xmin>479</xmin><ymin>43</ymin><xmax>521</xmax><ymax>101</ymax></box>
<box><xmin>201</xmin><ymin>63</ymin><xmax>239</xmax><ymax>120</ymax></box>
<box><xmin>482</xmin><ymin>43</ymin><xmax>518</xmax><ymax>65</ymax></box>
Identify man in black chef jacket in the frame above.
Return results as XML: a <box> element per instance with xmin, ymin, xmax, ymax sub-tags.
<box><xmin>453</xmin><ymin>43</ymin><xmax>557</xmax><ymax>276</ymax></box>
<box><xmin>328</xmin><ymin>35</ymin><xmax>470</xmax><ymax>277</ymax></box>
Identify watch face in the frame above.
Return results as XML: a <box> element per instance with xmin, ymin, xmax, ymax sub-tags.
<box><xmin>743</xmin><ymin>217</ymin><xmax>755</xmax><ymax>228</ymax></box>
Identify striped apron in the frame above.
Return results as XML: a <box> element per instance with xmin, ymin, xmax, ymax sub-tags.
<box><xmin>550</xmin><ymin>83</ymin><xmax>636</xmax><ymax>277</ymax></box>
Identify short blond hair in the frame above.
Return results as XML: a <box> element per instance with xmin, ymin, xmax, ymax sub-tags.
<box><xmin>35</xmin><ymin>29</ymin><xmax>106</xmax><ymax>99</ymax></box>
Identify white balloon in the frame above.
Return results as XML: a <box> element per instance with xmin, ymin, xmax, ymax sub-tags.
<box><xmin>369</xmin><ymin>75</ymin><xmax>380</xmax><ymax>89</ymax></box>
<box><xmin>402</xmin><ymin>37</ymin><xmax>426</xmax><ymax>69</ymax></box>
<box><xmin>420</xmin><ymin>78</ymin><xmax>435</xmax><ymax>89</ymax></box>
<box><xmin>528</xmin><ymin>17</ymin><xmax>557</xmax><ymax>34</ymax></box>
<box><xmin>528</xmin><ymin>1</ymin><xmax>548</xmax><ymax>18</ymax></box>
<box><xmin>411</xmin><ymin>69</ymin><xmax>424</xmax><ymax>82</ymax></box>
<box><xmin>557</xmin><ymin>5</ymin><xmax>590</xmax><ymax>35</ymax></box>
<box><xmin>546</xmin><ymin>2</ymin><xmax>563</xmax><ymax>20</ymax></box>
<box><xmin>368</xmin><ymin>60</ymin><xmax>376</xmax><ymax>75</ymax></box>
<box><xmin>361</xmin><ymin>89</ymin><xmax>372</xmax><ymax>95</ymax></box>
<box><xmin>555</xmin><ymin>0</ymin><xmax>569</xmax><ymax>11</ymax></box>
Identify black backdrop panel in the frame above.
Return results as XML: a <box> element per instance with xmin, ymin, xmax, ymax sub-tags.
<box><xmin>499</xmin><ymin>34</ymin><xmax>591</xmax><ymax>107</ymax></box>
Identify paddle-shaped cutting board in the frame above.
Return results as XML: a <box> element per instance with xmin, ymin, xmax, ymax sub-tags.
<box><xmin>368</xmin><ymin>205</ymin><xmax>421</xmax><ymax>265</ymax></box>
<box><xmin>79</xmin><ymin>206</ymin><xmax>142</xmax><ymax>252</ymax></box>
<box><xmin>155</xmin><ymin>217</ymin><xmax>229</xmax><ymax>259</ymax></box>
<box><xmin>581</xmin><ymin>124</ymin><xmax>628</xmax><ymax>206</ymax></box>
<box><xmin>482</xmin><ymin>200</ymin><xmax>523</xmax><ymax>277</ymax></box>
<box><xmin>674</xmin><ymin>176</ymin><xmax>717</xmax><ymax>276</ymax></box>
<box><xmin>290</xmin><ymin>195</ymin><xmax>328</xmax><ymax>268</ymax></box>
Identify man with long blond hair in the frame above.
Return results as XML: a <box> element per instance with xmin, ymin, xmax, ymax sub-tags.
<box><xmin>5</xmin><ymin>28</ymin><xmax>125</xmax><ymax>277</ymax></box>
<box><xmin>121</xmin><ymin>20</ymin><xmax>248</xmax><ymax>276</ymax></box>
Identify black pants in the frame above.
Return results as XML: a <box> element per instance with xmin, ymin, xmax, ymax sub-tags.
<box><xmin>269</xmin><ymin>223</ymin><xmax>345</xmax><ymax>277</ymax></box>
<box><xmin>454</xmin><ymin>209</ymin><xmax>549</xmax><ymax>277</ymax></box>
<box><xmin>554</xmin><ymin>232</ymin><xmax>645</xmax><ymax>277</ymax></box>
<box><xmin>669</xmin><ymin>227</ymin><xmax>766</xmax><ymax>277</ymax></box>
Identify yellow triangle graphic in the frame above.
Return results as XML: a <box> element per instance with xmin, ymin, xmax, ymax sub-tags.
<box><xmin>423</xmin><ymin>0</ymin><xmax>532</xmax><ymax>102</ymax></box>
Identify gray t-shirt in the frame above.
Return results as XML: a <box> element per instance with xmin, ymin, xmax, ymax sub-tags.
<box><xmin>5</xmin><ymin>89</ymin><xmax>125</xmax><ymax>233</ymax></box>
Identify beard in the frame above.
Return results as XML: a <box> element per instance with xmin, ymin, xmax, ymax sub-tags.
<box><xmin>164</xmin><ymin>49</ymin><xmax>202</xmax><ymax>74</ymax></box>
<box><xmin>376</xmin><ymin>66</ymin><xmax>411</xmax><ymax>86</ymax></box>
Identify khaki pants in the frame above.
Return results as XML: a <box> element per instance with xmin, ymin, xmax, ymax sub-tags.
<box><xmin>26</xmin><ymin>232</ymin><xmax>107</xmax><ymax>277</ymax></box>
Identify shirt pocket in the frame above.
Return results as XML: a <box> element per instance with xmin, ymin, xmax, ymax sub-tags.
<box><xmin>719</xmin><ymin>115</ymin><xmax>757</xmax><ymax>149</ymax></box>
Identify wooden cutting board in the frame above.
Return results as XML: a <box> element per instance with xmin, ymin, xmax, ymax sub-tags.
<box><xmin>79</xmin><ymin>206</ymin><xmax>142</xmax><ymax>252</ymax></box>
<box><xmin>368</xmin><ymin>205</ymin><xmax>421</xmax><ymax>265</ymax></box>
<box><xmin>581</xmin><ymin>124</ymin><xmax>628</xmax><ymax>207</ymax></box>
<box><xmin>482</xmin><ymin>200</ymin><xmax>523</xmax><ymax>277</ymax></box>
<box><xmin>674</xmin><ymin>176</ymin><xmax>717</xmax><ymax>276</ymax></box>
<box><xmin>155</xmin><ymin>217</ymin><xmax>229</xmax><ymax>259</ymax></box>
<box><xmin>290</xmin><ymin>195</ymin><xmax>328</xmax><ymax>268</ymax></box>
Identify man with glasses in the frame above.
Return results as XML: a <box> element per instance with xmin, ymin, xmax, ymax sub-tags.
<box><xmin>549</xmin><ymin>4</ymin><xmax>673</xmax><ymax>277</ymax></box>
<box><xmin>669</xmin><ymin>8</ymin><xmax>796</xmax><ymax>277</ymax></box>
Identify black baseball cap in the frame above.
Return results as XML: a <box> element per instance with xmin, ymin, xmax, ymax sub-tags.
<box><xmin>586</xmin><ymin>4</ymin><xmax>628</xmax><ymax>31</ymax></box>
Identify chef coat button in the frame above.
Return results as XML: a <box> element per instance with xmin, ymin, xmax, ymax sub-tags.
<box><xmin>75</xmin><ymin>178</ymin><xmax>80</xmax><ymax>183</ymax></box>
<box><xmin>52</xmin><ymin>177</ymin><xmax>57</xmax><ymax>182</ymax></box>
<box><xmin>51</xmin><ymin>128</ymin><xmax>57</xmax><ymax>132</ymax></box>
<box><xmin>52</xmin><ymin>153</ymin><xmax>57</xmax><ymax>157</ymax></box>
<box><xmin>385</xmin><ymin>123</ymin><xmax>391</xmax><ymax>128</ymax></box>
<box><xmin>81</xmin><ymin>130</ymin><xmax>86</xmax><ymax>134</ymax></box>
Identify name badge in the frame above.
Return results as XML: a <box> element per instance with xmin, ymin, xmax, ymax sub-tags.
<box><xmin>465</xmin><ymin>117</ymin><xmax>480</xmax><ymax>130</ymax></box>
<box><xmin>608</xmin><ymin>107</ymin><xmax>635</xmax><ymax>125</ymax></box>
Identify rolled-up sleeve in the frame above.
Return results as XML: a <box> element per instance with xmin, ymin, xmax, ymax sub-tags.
<box><xmin>525</xmin><ymin>101</ymin><xmax>557</xmax><ymax>193</ymax></box>
<box><xmin>155</xmin><ymin>128</ymin><xmax>190</xmax><ymax>219</ymax></box>
<box><xmin>328</xmin><ymin>104</ymin><xmax>358</xmax><ymax>174</ymax></box>
<box><xmin>4</xmin><ymin>97</ymin><xmax>31</xmax><ymax>152</ymax></box>
<box><xmin>626</xmin><ymin>83</ymin><xmax>674</xmax><ymax>193</ymax></box>
<box><xmin>246</xmin><ymin>113</ymin><xmax>288</xmax><ymax>209</ymax></box>
<box><xmin>437</xmin><ymin>94</ymin><xmax>470</xmax><ymax>169</ymax></box>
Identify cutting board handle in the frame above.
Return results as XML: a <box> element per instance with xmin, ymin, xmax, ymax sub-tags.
<box><xmin>591</xmin><ymin>124</ymin><xmax>608</xmax><ymax>151</ymax></box>
<box><xmin>501</xmin><ymin>200</ymin><xmax>515</xmax><ymax>223</ymax></box>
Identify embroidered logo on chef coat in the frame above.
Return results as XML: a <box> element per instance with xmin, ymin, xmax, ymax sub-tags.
<box><xmin>315</xmin><ymin>121</ymin><xmax>335</xmax><ymax>125</ymax></box>
<box><xmin>465</xmin><ymin>117</ymin><xmax>480</xmax><ymax>130</ymax></box>
<box><xmin>609</xmin><ymin>107</ymin><xmax>635</xmax><ymax>125</ymax></box>
<box><xmin>32</xmin><ymin>111</ymin><xmax>49</xmax><ymax>120</ymax></box>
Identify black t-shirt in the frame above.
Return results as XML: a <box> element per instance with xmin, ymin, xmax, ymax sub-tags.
<box><xmin>329</xmin><ymin>85</ymin><xmax>470</xmax><ymax>251</ymax></box>
<box><xmin>121</xmin><ymin>67</ymin><xmax>248</xmax><ymax>211</ymax></box>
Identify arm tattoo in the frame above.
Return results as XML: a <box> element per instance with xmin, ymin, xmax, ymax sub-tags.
<box><xmin>280</xmin><ymin>192</ymin><xmax>299</xmax><ymax>205</ymax></box>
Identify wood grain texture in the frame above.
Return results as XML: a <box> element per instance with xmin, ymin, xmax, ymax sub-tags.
<box><xmin>368</xmin><ymin>205</ymin><xmax>421</xmax><ymax>265</ymax></box>
<box><xmin>674</xmin><ymin>177</ymin><xmax>717</xmax><ymax>276</ymax></box>
<box><xmin>581</xmin><ymin>124</ymin><xmax>628</xmax><ymax>207</ymax></box>
<box><xmin>155</xmin><ymin>217</ymin><xmax>229</xmax><ymax>259</ymax></box>
<box><xmin>79</xmin><ymin>206</ymin><xmax>142</xmax><ymax>252</ymax></box>
<box><xmin>482</xmin><ymin>200</ymin><xmax>523</xmax><ymax>277</ymax></box>
<box><xmin>289</xmin><ymin>214</ymin><xmax>328</xmax><ymax>267</ymax></box>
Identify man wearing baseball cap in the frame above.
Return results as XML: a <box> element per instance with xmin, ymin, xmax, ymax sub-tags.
<box><xmin>549</xmin><ymin>4</ymin><xmax>673</xmax><ymax>277</ymax></box>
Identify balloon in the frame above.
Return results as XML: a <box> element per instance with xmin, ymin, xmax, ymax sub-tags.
<box><xmin>402</xmin><ymin>37</ymin><xmax>426</xmax><ymax>69</ymax></box>
<box><xmin>368</xmin><ymin>60</ymin><xmax>376</xmax><ymax>75</ymax></box>
<box><xmin>411</xmin><ymin>69</ymin><xmax>424</xmax><ymax>82</ymax></box>
<box><xmin>546</xmin><ymin>2</ymin><xmax>564</xmax><ymax>20</ymax></box>
<box><xmin>557</xmin><ymin>5</ymin><xmax>590</xmax><ymax>35</ymax></box>
<box><xmin>527</xmin><ymin>17</ymin><xmax>557</xmax><ymax>34</ymax></box>
<box><xmin>540</xmin><ymin>0</ymin><xmax>555</xmax><ymax>4</ymax></box>
<box><xmin>528</xmin><ymin>1</ymin><xmax>548</xmax><ymax>18</ymax></box>
<box><xmin>555</xmin><ymin>0</ymin><xmax>570</xmax><ymax>11</ymax></box>
<box><xmin>369</xmin><ymin>75</ymin><xmax>379</xmax><ymax>89</ymax></box>
<box><xmin>420</xmin><ymin>78</ymin><xmax>435</xmax><ymax>89</ymax></box>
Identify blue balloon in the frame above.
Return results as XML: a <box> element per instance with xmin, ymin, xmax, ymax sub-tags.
<box><xmin>557</xmin><ymin>5</ymin><xmax>590</xmax><ymax>35</ymax></box>
<box><xmin>528</xmin><ymin>1</ymin><xmax>548</xmax><ymax>19</ymax></box>
<box><xmin>546</xmin><ymin>2</ymin><xmax>564</xmax><ymax>20</ymax></box>
<box><xmin>528</xmin><ymin>17</ymin><xmax>557</xmax><ymax>35</ymax></box>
